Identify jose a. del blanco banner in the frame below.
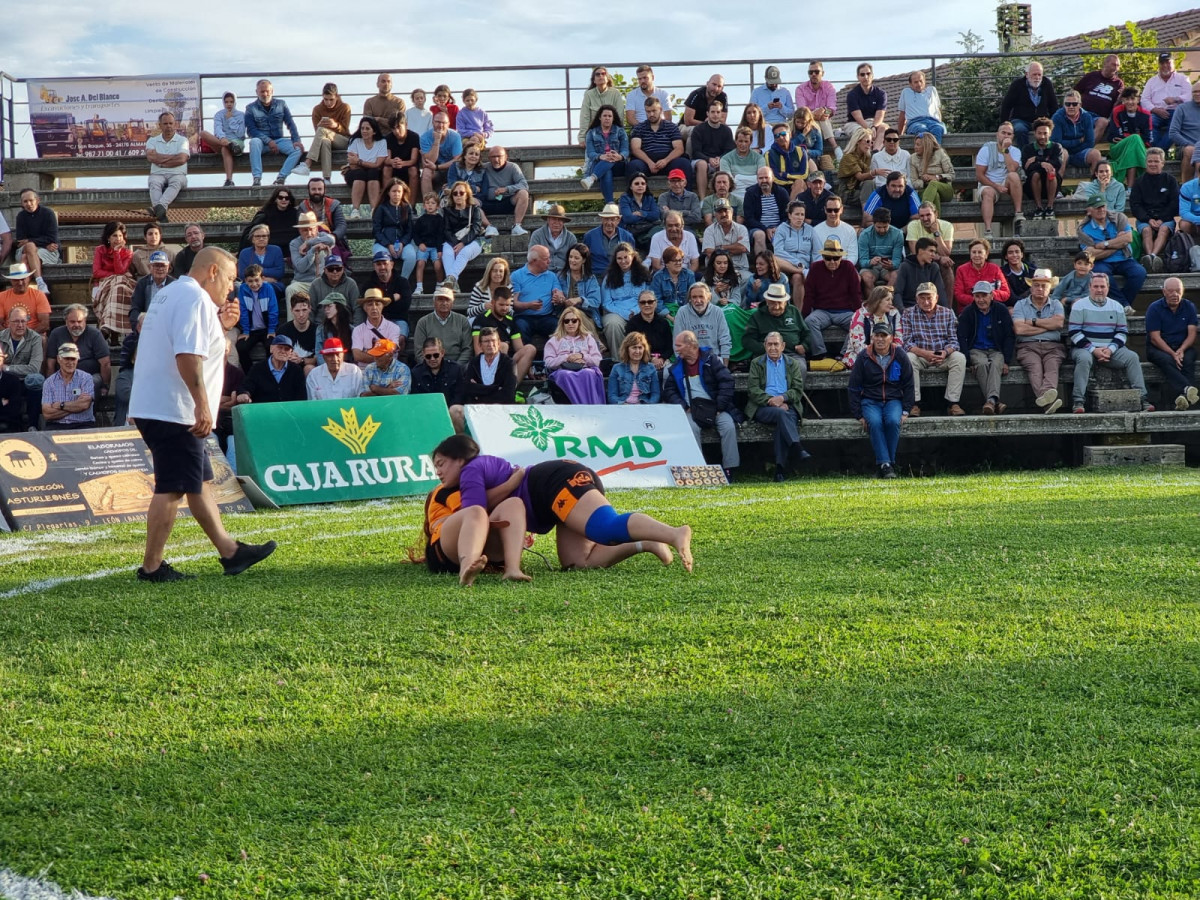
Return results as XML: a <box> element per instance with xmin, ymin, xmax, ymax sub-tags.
<box><xmin>26</xmin><ymin>75</ymin><xmax>201</xmax><ymax>158</ymax></box>
<box><xmin>465</xmin><ymin>405</ymin><xmax>705</xmax><ymax>487</ymax></box>
<box><xmin>233</xmin><ymin>395</ymin><xmax>453</xmax><ymax>506</ymax></box>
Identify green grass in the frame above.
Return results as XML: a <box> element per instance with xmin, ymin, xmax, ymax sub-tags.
<box><xmin>3</xmin><ymin>468</ymin><xmax>1200</xmax><ymax>899</ymax></box>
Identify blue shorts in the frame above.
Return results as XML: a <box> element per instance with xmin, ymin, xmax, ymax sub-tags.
<box><xmin>1139</xmin><ymin>218</ymin><xmax>1175</xmax><ymax>232</ymax></box>
<box><xmin>415</xmin><ymin>247</ymin><xmax>440</xmax><ymax>262</ymax></box>
<box><xmin>1067</xmin><ymin>148</ymin><xmax>1093</xmax><ymax>168</ymax></box>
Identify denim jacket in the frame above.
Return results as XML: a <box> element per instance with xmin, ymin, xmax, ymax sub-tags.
<box><xmin>244</xmin><ymin>98</ymin><xmax>301</xmax><ymax>143</ymax></box>
<box><xmin>608</xmin><ymin>361</ymin><xmax>661</xmax><ymax>404</ymax></box>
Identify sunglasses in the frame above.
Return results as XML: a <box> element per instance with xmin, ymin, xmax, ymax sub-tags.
<box><xmin>825</xmin><ymin>207</ymin><xmax>841</xmax><ymax>213</ymax></box>
<box><xmin>563</xmin><ymin>317</ymin><xmax>580</xmax><ymax>323</ymax></box>
<box><xmin>638</xmin><ymin>300</ymin><xmax>657</xmax><ymax>306</ymax></box>
<box><xmin>808</xmin><ymin>70</ymin><xmax>821</xmax><ymax>75</ymax></box>
<box><xmin>1064</xmin><ymin>102</ymin><xmax>1080</xmax><ymax>107</ymax></box>
<box><xmin>325</xmin><ymin>266</ymin><xmax>343</xmax><ymax>272</ymax></box>
<box><xmin>884</xmin><ymin>137</ymin><xmax>899</xmax><ymax>143</ymax></box>
<box><xmin>424</xmin><ymin>353</ymin><xmax>442</xmax><ymax>360</ymax></box>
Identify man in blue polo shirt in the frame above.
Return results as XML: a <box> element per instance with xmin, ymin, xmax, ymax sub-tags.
<box><xmin>1076</xmin><ymin>196</ymin><xmax>1146</xmax><ymax>313</ymax></box>
<box><xmin>511</xmin><ymin>245</ymin><xmax>559</xmax><ymax>338</ymax></box>
<box><xmin>1145</xmin><ymin>276</ymin><xmax>1200</xmax><ymax>410</ymax></box>
<box><xmin>582</xmin><ymin>205</ymin><xmax>634</xmax><ymax>273</ymax></box>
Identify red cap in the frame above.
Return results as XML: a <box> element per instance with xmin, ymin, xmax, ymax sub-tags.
<box><xmin>320</xmin><ymin>338</ymin><xmax>346</xmax><ymax>355</ymax></box>
<box><xmin>668</xmin><ymin>168</ymin><xmax>687</xmax><ymax>181</ymax></box>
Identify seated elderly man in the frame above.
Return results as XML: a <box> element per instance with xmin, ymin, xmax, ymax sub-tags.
<box><xmin>658</xmin><ymin>169</ymin><xmax>703</xmax><ymax>228</ymax></box>
<box><xmin>0</xmin><ymin>307</ymin><xmax>45</xmax><ymax>429</ymax></box>
<box><xmin>481</xmin><ymin>146</ymin><xmax>531</xmax><ymax>236</ymax></box>
<box><xmin>360</xmin><ymin>338</ymin><xmax>412</xmax><ymax>397</ymax></box>
<box><xmin>999</xmin><ymin>61</ymin><xmax>1058</xmax><ymax>147</ymax></box>
<box><xmin>1012</xmin><ymin>268</ymin><xmax>1066</xmax><ymax>414</ymax></box>
<box><xmin>129</xmin><ymin>250</ymin><xmax>175</xmax><ymax>327</ymax></box>
<box><xmin>648</xmin><ymin>211</ymin><xmax>701</xmax><ymax>272</ymax></box>
<box><xmin>1130</xmin><ymin>149</ymin><xmax>1179</xmax><ymax>269</ymax></box>
<box><xmin>746</xmin><ymin>330</ymin><xmax>808</xmax><ymax>482</ymax></box>
<box><xmin>47</xmin><ymin>304</ymin><xmax>111</xmax><ymax>399</ymax></box>
<box><xmin>803</xmin><ymin>238</ymin><xmax>861</xmax><ymax>359</ymax></box>
<box><xmin>701</xmin><ymin>199</ymin><xmax>750</xmax><ymax>274</ymax></box>
<box><xmin>1145</xmin><ymin>276</ymin><xmax>1200</xmax><ymax>410</ymax></box>
<box><xmin>146</xmin><ymin>112</ymin><xmax>189</xmax><ymax>223</ymax></box>
<box><xmin>464</xmin><ymin>326</ymin><xmax>517</xmax><ymax>405</ymax></box>
<box><xmin>1077</xmin><ymin>196</ymin><xmax>1146</xmax><ymax>313</ymax></box>
<box><xmin>673</xmin><ymin>282</ymin><xmax>732</xmax><ymax>365</ymax></box>
<box><xmin>956</xmin><ymin>281</ymin><xmax>1015</xmax><ymax>415</ymax></box>
<box><xmin>236</xmin><ymin>334</ymin><xmax>308</xmax><ymax>404</ymax></box>
<box><xmin>411</xmin><ymin>336</ymin><xmax>466</xmax><ymax>432</ymax></box>
<box><xmin>1068</xmin><ymin>272</ymin><xmax>1153</xmax><ymax>413</ymax></box>
<box><xmin>1144</xmin><ymin>53</ymin><xmax>1192</xmax><ymax>153</ymax></box>
<box><xmin>41</xmin><ymin>342</ymin><xmax>94</xmax><ymax>430</ymax></box>
<box><xmin>0</xmin><ymin>262</ymin><xmax>51</xmax><ymax>336</ymax></box>
<box><xmin>528</xmin><ymin>205</ymin><xmax>578</xmax><ymax>272</ymax></box>
<box><xmin>664</xmin><ymin>329</ymin><xmax>739</xmax><ymax>480</ymax></box>
<box><xmin>306</xmin><ymin>337</ymin><xmax>364</xmax><ymax>400</ymax></box>
<box><xmin>413</xmin><ymin>285</ymin><xmax>473</xmax><ymax>367</ymax></box>
<box><xmin>896</xmin><ymin>70</ymin><xmax>946</xmax><ymax>141</ymax></box>
<box><xmin>743</xmin><ymin>282</ymin><xmax>811</xmax><ymax>360</ymax></box>
<box><xmin>629</xmin><ymin>98</ymin><xmax>691</xmax><ymax>184</ymax></box>
<box><xmin>351</xmin><ymin>288</ymin><xmax>403</xmax><ymax>366</ymax></box>
<box><xmin>510</xmin><ymin>244</ymin><xmax>559</xmax><ymax>339</ymax></box>
<box><xmin>900</xmin><ymin>280</ymin><xmax>965</xmax><ymax>416</ymax></box>
<box><xmin>1170</xmin><ymin>82</ymin><xmax>1200</xmax><ymax>182</ymax></box>
<box><xmin>13</xmin><ymin>189</ymin><xmax>59</xmax><ymax>295</ymax></box>
<box><xmin>975</xmin><ymin>123</ymin><xmax>1024</xmax><ymax>240</ymax></box>
<box><xmin>289</xmin><ymin>211</ymin><xmax>335</xmax><ymax>299</ymax></box>
<box><xmin>581</xmin><ymin>205</ymin><xmax>634</xmax><ymax>274</ymax></box>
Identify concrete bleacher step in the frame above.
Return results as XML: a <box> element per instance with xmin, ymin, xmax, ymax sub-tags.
<box><xmin>1081</xmin><ymin>442</ymin><xmax>1185</xmax><ymax>466</ymax></box>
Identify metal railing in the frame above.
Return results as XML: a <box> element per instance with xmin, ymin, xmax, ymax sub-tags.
<box><xmin>0</xmin><ymin>48</ymin><xmax>1194</xmax><ymax>162</ymax></box>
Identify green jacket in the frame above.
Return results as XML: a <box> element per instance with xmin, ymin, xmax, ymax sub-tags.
<box><xmin>746</xmin><ymin>353</ymin><xmax>805</xmax><ymax>419</ymax></box>
<box><xmin>742</xmin><ymin>304</ymin><xmax>813</xmax><ymax>359</ymax></box>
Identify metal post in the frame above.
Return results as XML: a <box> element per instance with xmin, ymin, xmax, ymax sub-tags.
<box><xmin>564</xmin><ymin>68</ymin><xmax>572</xmax><ymax>145</ymax></box>
<box><xmin>930</xmin><ymin>57</ymin><xmax>937</xmax><ymax>86</ymax></box>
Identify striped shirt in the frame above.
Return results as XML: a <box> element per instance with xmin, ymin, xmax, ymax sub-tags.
<box><xmin>1069</xmin><ymin>297</ymin><xmax>1128</xmax><ymax>350</ymax></box>
<box><xmin>41</xmin><ymin>369</ymin><xmax>95</xmax><ymax>425</ymax></box>
<box><xmin>631</xmin><ymin>119</ymin><xmax>683</xmax><ymax>162</ymax></box>
<box><xmin>363</xmin><ymin>359</ymin><xmax>412</xmax><ymax>393</ymax></box>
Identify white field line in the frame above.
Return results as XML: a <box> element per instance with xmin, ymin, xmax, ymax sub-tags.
<box><xmin>0</xmin><ymin>867</ymin><xmax>120</xmax><ymax>900</ymax></box>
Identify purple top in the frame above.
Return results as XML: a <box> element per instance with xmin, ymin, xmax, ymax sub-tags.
<box><xmin>458</xmin><ymin>454</ymin><xmax>547</xmax><ymax>532</ymax></box>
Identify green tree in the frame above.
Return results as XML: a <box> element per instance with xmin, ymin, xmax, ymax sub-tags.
<box><xmin>942</xmin><ymin>30</ymin><xmax>1027</xmax><ymax>133</ymax></box>
<box><xmin>1082</xmin><ymin>21</ymin><xmax>1183</xmax><ymax>100</ymax></box>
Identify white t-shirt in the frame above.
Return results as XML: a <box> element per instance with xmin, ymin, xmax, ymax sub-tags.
<box><xmin>627</xmin><ymin>88</ymin><xmax>671</xmax><ymax>124</ymax></box>
<box><xmin>128</xmin><ymin>276</ymin><xmax>224</xmax><ymax>425</ymax></box>
<box><xmin>348</xmin><ymin>138</ymin><xmax>389</xmax><ymax>166</ymax></box>
<box><xmin>975</xmin><ymin>142</ymin><xmax>1021</xmax><ymax>185</ymax></box>
<box><xmin>648</xmin><ymin>230</ymin><xmax>700</xmax><ymax>266</ymax></box>
<box><xmin>812</xmin><ymin>221</ymin><xmax>860</xmax><ymax>266</ymax></box>
<box><xmin>306</xmin><ymin>362</ymin><xmax>364</xmax><ymax>399</ymax></box>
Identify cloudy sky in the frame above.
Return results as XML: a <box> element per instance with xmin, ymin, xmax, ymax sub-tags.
<box><xmin>3</xmin><ymin>0</ymin><xmax>1185</xmax><ymax>154</ymax></box>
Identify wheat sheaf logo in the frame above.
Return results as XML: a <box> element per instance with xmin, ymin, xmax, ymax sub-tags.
<box><xmin>322</xmin><ymin>408</ymin><xmax>381</xmax><ymax>455</ymax></box>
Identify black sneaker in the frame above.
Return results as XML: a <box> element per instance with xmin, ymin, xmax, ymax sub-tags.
<box><xmin>878</xmin><ymin>463</ymin><xmax>897</xmax><ymax>479</ymax></box>
<box><xmin>221</xmin><ymin>540</ymin><xmax>278</xmax><ymax>575</ymax></box>
<box><xmin>137</xmin><ymin>562</ymin><xmax>194</xmax><ymax>582</ymax></box>
<box><xmin>153</xmin><ymin>203</ymin><xmax>168</xmax><ymax>222</ymax></box>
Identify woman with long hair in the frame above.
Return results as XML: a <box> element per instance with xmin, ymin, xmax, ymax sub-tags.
<box><xmin>908</xmin><ymin>132</ymin><xmax>955</xmax><ymax>212</ymax></box>
<box><xmin>581</xmin><ymin>104</ymin><xmax>629</xmax><ymax>204</ymax></box>
<box><xmin>841</xmin><ymin>285</ymin><xmax>904</xmax><ymax>368</ymax></box>
<box><xmin>345</xmin><ymin>116</ymin><xmax>388</xmax><ymax>218</ymax></box>
<box><xmin>556</xmin><ymin>243</ymin><xmax>602</xmax><ymax>330</ymax></box>
<box><xmin>608</xmin><ymin>331</ymin><xmax>661</xmax><ymax>404</ymax></box>
<box><xmin>577</xmin><ymin>66</ymin><xmax>626</xmax><ymax>146</ymax></box>
<box><xmin>744</xmin><ymin>251</ymin><xmax>788</xmax><ymax>308</ymax></box>
<box><xmin>790</xmin><ymin>106</ymin><xmax>825</xmax><ymax>170</ymax></box>
<box><xmin>600</xmin><ymin>241</ymin><xmax>652</xmax><ymax>354</ymax></box>
<box><xmin>739</xmin><ymin>103</ymin><xmax>768</xmax><ymax>151</ymax></box>
<box><xmin>545</xmin><ymin>307</ymin><xmax>606</xmax><ymax>404</ymax></box>
<box><xmin>619</xmin><ymin>172</ymin><xmax>662</xmax><ymax>255</ymax></box>
<box><xmin>242</xmin><ymin>186</ymin><xmax>298</xmax><ymax>258</ymax></box>
<box><xmin>304</xmin><ymin>82</ymin><xmax>352</xmax><ymax>182</ymax></box>
<box><xmin>837</xmin><ymin>127</ymin><xmax>875</xmax><ymax>206</ymax></box>
<box><xmin>372</xmin><ymin>179</ymin><xmax>416</xmax><ymax>279</ymax></box>
<box><xmin>441</xmin><ymin>180</ymin><xmax>485</xmax><ymax>289</ymax></box>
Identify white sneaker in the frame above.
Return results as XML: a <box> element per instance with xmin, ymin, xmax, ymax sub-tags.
<box><xmin>483</xmin><ymin>225</ymin><xmax>499</xmax><ymax>238</ymax></box>
<box><xmin>511</xmin><ymin>224</ymin><xmax>528</xmax><ymax>236</ymax></box>
<box><xmin>35</xmin><ymin>276</ymin><xmax>49</xmax><ymax>294</ymax></box>
<box><xmin>348</xmin><ymin>207</ymin><xmax>361</xmax><ymax>220</ymax></box>
<box><xmin>291</xmin><ymin>163</ymin><xmax>311</xmax><ymax>178</ymax></box>
<box><xmin>1187</xmin><ymin>386</ymin><xmax>1200</xmax><ymax>406</ymax></box>
<box><xmin>581</xmin><ymin>175</ymin><xmax>597</xmax><ymax>190</ymax></box>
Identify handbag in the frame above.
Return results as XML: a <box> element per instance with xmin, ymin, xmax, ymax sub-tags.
<box><xmin>684</xmin><ymin>365</ymin><xmax>719</xmax><ymax>426</ymax></box>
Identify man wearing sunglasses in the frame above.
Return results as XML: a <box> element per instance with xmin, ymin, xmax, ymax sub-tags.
<box><xmin>411</xmin><ymin>336</ymin><xmax>466</xmax><ymax>433</ymax></box>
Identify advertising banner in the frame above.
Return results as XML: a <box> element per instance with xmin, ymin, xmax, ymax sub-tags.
<box><xmin>464</xmin><ymin>405</ymin><xmax>707</xmax><ymax>487</ymax></box>
<box><xmin>26</xmin><ymin>75</ymin><xmax>201</xmax><ymax>158</ymax></box>
<box><xmin>0</xmin><ymin>428</ymin><xmax>250</xmax><ymax>531</ymax></box>
<box><xmin>233</xmin><ymin>395</ymin><xmax>453</xmax><ymax>506</ymax></box>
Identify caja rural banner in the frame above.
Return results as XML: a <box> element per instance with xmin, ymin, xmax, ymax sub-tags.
<box><xmin>0</xmin><ymin>428</ymin><xmax>250</xmax><ymax>531</ymax></box>
<box><xmin>233</xmin><ymin>395</ymin><xmax>453</xmax><ymax>507</ymax></box>
<box><xmin>465</xmin><ymin>405</ymin><xmax>706</xmax><ymax>488</ymax></box>
<box><xmin>26</xmin><ymin>75</ymin><xmax>201</xmax><ymax>158</ymax></box>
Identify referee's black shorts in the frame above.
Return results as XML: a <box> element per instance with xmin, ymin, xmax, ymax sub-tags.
<box><xmin>136</xmin><ymin>418</ymin><xmax>213</xmax><ymax>494</ymax></box>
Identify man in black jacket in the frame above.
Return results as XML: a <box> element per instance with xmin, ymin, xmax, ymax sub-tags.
<box><xmin>663</xmin><ymin>329</ymin><xmax>740</xmax><ymax>479</ymax></box>
<box><xmin>411</xmin><ymin>336</ymin><xmax>465</xmax><ymax>432</ymax></box>
<box><xmin>463</xmin><ymin>327</ymin><xmax>516</xmax><ymax>405</ymax></box>
<box><xmin>1130</xmin><ymin>148</ymin><xmax>1180</xmax><ymax>271</ymax></box>
<box><xmin>956</xmin><ymin>281</ymin><xmax>1016</xmax><ymax>415</ymax></box>
<box><xmin>235</xmin><ymin>335</ymin><xmax>307</xmax><ymax>405</ymax></box>
<box><xmin>999</xmin><ymin>62</ymin><xmax>1058</xmax><ymax>147</ymax></box>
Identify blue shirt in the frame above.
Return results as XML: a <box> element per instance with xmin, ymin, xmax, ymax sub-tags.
<box><xmin>510</xmin><ymin>265</ymin><xmax>558</xmax><ymax>317</ymax></box>
<box><xmin>1145</xmin><ymin>297</ymin><xmax>1199</xmax><ymax>348</ymax></box>
<box><xmin>1079</xmin><ymin>216</ymin><xmax>1132</xmax><ymax>261</ymax></box>
<box><xmin>420</xmin><ymin>129</ymin><xmax>463</xmax><ymax>165</ymax></box>
<box><xmin>764</xmin><ymin>355</ymin><xmax>789</xmax><ymax>395</ymax></box>
<box><xmin>972</xmin><ymin>309</ymin><xmax>994</xmax><ymax>350</ymax></box>
<box><xmin>749</xmin><ymin>86</ymin><xmax>795</xmax><ymax>124</ymax></box>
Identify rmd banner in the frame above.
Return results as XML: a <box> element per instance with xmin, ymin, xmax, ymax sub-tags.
<box><xmin>26</xmin><ymin>75</ymin><xmax>201</xmax><ymax>158</ymax></box>
<box><xmin>0</xmin><ymin>428</ymin><xmax>249</xmax><ymax>531</ymax></box>
<box><xmin>465</xmin><ymin>405</ymin><xmax>706</xmax><ymax>487</ymax></box>
<box><xmin>233</xmin><ymin>395</ymin><xmax>453</xmax><ymax>506</ymax></box>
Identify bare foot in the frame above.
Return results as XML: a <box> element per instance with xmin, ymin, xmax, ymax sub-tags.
<box><xmin>674</xmin><ymin>525</ymin><xmax>693</xmax><ymax>573</ymax></box>
<box><xmin>646</xmin><ymin>541</ymin><xmax>673</xmax><ymax>566</ymax></box>
<box><xmin>460</xmin><ymin>554</ymin><xmax>488</xmax><ymax>587</ymax></box>
<box><xmin>503</xmin><ymin>570</ymin><xmax>533</xmax><ymax>583</ymax></box>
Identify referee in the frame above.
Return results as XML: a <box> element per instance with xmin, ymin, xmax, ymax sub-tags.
<box><xmin>128</xmin><ymin>247</ymin><xmax>277</xmax><ymax>581</ymax></box>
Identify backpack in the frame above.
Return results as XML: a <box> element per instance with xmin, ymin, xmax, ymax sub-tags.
<box><xmin>1163</xmin><ymin>230</ymin><xmax>1195</xmax><ymax>273</ymax></box>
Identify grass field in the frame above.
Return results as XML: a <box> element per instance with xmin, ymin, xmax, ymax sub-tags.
<box><xmin>3</xmin><ymin>468</ymin><xmax>1200</xmax><ymax>899</ymax></box>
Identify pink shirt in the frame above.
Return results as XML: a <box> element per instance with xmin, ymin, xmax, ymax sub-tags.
<box><xmin>796</xmin><ymin>80</ymin><xmax>837</xmax><ymax>115</ymax></box>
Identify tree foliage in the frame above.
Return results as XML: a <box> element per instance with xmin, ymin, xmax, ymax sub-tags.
<box><xmin>942</xmin><ymin>30</ymin><xmax>1027</xmax><ymax>134</ymax></box>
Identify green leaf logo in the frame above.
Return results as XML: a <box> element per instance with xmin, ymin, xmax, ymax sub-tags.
<box><xmin>509</xmin><ymin>407</ymin><xmax>565</xmax><ymax>451</ymax></box>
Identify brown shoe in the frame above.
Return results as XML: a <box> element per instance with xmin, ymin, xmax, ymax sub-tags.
<box><xmin>909</xmin><ymin>404</ymin><xmax>921</xmax><ymax>417</ymax></box>
<box><xmin>947</xmin><ymin>403</ymin><xmax>965</xmax><ymax>416</ymax></box>
<box><xmin>981</xmin><ymin>401</ymin><xmax>995</xmax><ymax>415</ymax></box>
<box><xmin>996</xmin><ymin>402</ymin><xmax>1007</xmax><ymax>415</ymax></box>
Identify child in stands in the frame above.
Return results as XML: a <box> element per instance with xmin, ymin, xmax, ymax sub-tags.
<box><xmin>458</xmin><ymin>89</ymin><xmax>494</xmax><ymax>149</ymax></box>
<box><xmin>412</xmin><ymin>192</ymin><xmax>446</xmax><ymax>294</ymax></box>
